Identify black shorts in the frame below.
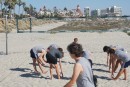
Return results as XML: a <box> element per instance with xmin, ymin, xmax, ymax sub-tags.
<box><xmin>46</xmin><ymin>52</ymin><xmax>57</xmax><ymax>64</ymax></box>
<box><xmin>124</xmin><ymin>60</ymin><xmax>130</xmax><ymax>68</ymax></box>
<box><xmin>30</xmin><ymin>49</ymin><xmax>38</xmax><ymax>59</ymax></box>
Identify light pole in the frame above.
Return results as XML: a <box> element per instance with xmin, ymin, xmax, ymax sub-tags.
<box><xmin>5</xmin><ymin>15</ymin><xmax>8</xmax><ymax>55</ymax></box>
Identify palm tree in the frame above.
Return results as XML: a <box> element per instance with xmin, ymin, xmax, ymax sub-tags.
<box><xmin>4</xmin><ymin>0</ymin><xmax>9</xmax><ymax>15</ymax></box>
<box><xmin>64</xmin><ymin>7</ymin><xmax>67</xmax><ymax>11</ymax></box>
<box><xmin>7</xmin><ymin>0</ymin><xmax>17</xmax><ymax>18</ymax></box>
<box><xmin>22</xmin><ymin>2</ymin><xmax>26</xmax><ymax>15</ymax></box>
<box><xmin>29</xmin><ymin>4</ymin><xmax>33</xmax><ymax>16</ymax></box>
<box><xmin>12</xmin><ymin>0</ymin><xmax>18</xmax><ymax>17</ymax></box>
<box><xmin>24</xmin><ymin>6</ymin><xmax>29</xmax><ymax>15</ymax></box>
<box><xmin>8</xmin><ymin>1</ymin><xmax>13</xmax><ymax>18</ymax></box>
<box><xmin>0</xmin><ymin>0</ymin><xmax>4</xmax><ymax>17</ymax></box>
<box><xmin>17</xmin><ymin>0</ymin><xmax>23</xmax><ymax>15</ymax></box>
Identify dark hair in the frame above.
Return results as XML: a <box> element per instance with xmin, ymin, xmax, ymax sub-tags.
<box><xmin>103</xmin><ymin>46</ymin><xmax>110</xmax><ymax>52</ymax></box>
<box><xmin>58</xmin><ymin>48</ymin><xmax>63</xmax><ymax>52</ymax></box>
<box><xmin>67</xmin><ymin>43</ymin><xmax>83</xmax><ymax>57</ymax></box>
<box><xmin>58</xmin><ymin>48</ymin><xmax>64</xmax><ymax>57</ymax></box>
<box><xmin>74</xmin><ymin>38</ymin><xmax>78</xmax><ymax>41</ymax></box>
<box><xmin>108</xmin><ymin>48</ymin><xmax>115</xmax><ymax>54</ymax></box>
<box><xmin>73</xmin><ymin>38</ymin><xmax>78</xmax><ymax>44</ymax></box>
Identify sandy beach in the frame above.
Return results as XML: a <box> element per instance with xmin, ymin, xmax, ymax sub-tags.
<box><xmin>0</xmin><ymin>22</ymin><xmax>130</xmax><ymax>87</ymax></box>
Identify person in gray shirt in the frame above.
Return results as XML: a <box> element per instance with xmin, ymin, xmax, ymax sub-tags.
<box><xmin>103</xmin><ymin>45</ymin><xmax>126</xmax><ymax>77</ymax></box>
<box><xmin>30</xmin><ymin>45</ymin><xmax>47</xmax><ymax>74</ymax></box>
<box><xmin>108</xmin><ymin>48</ymin><xmax>130</xmax><ymax>80</ymax></box>
<box><xmin>46</xmin><ymin>44</ymin><xmax>64</xmax><ymax>79</ymax></box>
<box><xmin>64</xmin><ymin>43</ymin><xmax>95</xmax><ymax>87</ymax></box>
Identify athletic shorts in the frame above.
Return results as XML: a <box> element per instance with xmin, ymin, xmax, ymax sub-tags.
<box><xmin>46</xmin><ymin>52</ymin><xmax>57</xmax><ymax>64</ymax></box>
<box><xmin>30</xmin><ymin>49</ymin><xmax>38</xmax><ymax>59</ymax></box>
<box><xmin>121</xmin><ymin>60</ymin><xmax>130</xmax><ymax>69</ymax></box>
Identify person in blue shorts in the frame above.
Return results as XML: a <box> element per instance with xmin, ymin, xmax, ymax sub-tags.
<box><xmin>103</xmin><ymin>45</ymin><xmax>126</xmax><ymax>77</ymax></box>
<box><xmin>108</xmin><ymin>48</ymin><xmax>130</xmax><ymax>80</ymax></box>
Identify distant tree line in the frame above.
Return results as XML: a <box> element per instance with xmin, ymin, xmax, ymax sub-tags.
<box><xmin>0</xmin><ymin>0</ymin><xmax>37</xmax><ymax>18</ymax></box>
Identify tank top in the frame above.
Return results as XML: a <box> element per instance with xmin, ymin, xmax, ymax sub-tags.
<box><xmin>76</xmin><ymin>57</ymin><xmax>95</xmax><ymax>87</ymax></box>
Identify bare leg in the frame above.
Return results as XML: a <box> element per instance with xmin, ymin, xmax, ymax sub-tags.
<box><xmin>55</xmin><ymin>64</ymin><xmax>60</xmax><ymax>79</ymax></box>
<box><xmin>50</xmin><ymin>64</ymin><xmax>53</xmax><ymax>80</ymax></box>
<box><xmin>38</xmin><ymin>57</ymin><xmax>46</xmax><ymax>66</ymax></box>
<box><xmin>123</xmin><ymin>69</ymin><xmax>127</xmax><ymax>80</ymax></box>
<box><xmin>32</xmin><ymin>58</ymin><xmax>38</xmax><ymax>73</ymax></box>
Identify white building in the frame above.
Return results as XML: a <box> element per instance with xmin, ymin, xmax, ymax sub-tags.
<box><xmin>110</xmin><ymin>6</ymin><xmax>122</xmax><ymax>16</ymax></box>
<box><xmin>84</xmin><ymin>7</ymin><xmax>91</xmax><ymax>17</ymax></box>
<box><xmin>100</xmin><ymin>6</ymin><xmax>122</xmax><ymax>17</ymax></box>
<box><xmin>91</xmin><ymin>9</ymin><xmax>100</xmax><ymax>17</ymax></box>
<box><xmin>100</xmin><ymin>9</ymin><xmax>108</xmax><ymax>17</ymax></box>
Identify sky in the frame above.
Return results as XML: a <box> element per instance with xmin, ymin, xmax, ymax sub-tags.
<box><xmin>22</xmin><ymin>0</ymin><xmax>130</xmax><ymax>15</ymax></box>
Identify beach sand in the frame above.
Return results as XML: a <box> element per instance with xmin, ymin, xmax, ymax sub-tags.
<box><xmin>0</xmin><ymin>23</ymin><xmax>130</xmax><ymax>87</ymax></box>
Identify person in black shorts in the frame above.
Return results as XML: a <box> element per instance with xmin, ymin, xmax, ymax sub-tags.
<box><xmin>30</xmin><ymin>45</ymin><xmax>47</xmax><ymax>74</ymax></box>
<box><xmin>46</xmin><ymin>45</ymin><xmax>64</xmax><ymax>79</ymax></box>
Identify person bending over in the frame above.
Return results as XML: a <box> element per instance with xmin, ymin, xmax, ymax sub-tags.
<box><xmin>46</xmin><ymin>44</ymin><xmax>64</xmax><ymax>79</ymax></box>
<box><xmin>108</xmin><ymin>48</ymin><xmax>130</xmax><ymax>80</ymax></box>
<box><xmin>30</xmin><ymin>45</ymin><xmax>47</xmax><ymax>74</ymax></box>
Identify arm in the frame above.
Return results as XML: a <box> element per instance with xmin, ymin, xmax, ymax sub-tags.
<box><xmin>111</xmin><ymin>54</ymin><xmax>118</xmax><ymax>77</ymax></box>
<box><xmin>38</xmin><ymin>50</ymin><xmax>46</xmax><ymax>65</ymax></box>
<box><xmin>112</xmin><ymin>68</ymin><xmax>125</xmax><ymax>80</ymax></box>
<box><xmin>64</xmin><ymin>63</ymin><xmax>82</xmax><ymax>87</ymax></box>
<box><xmin>107</xmin><ymin>53</ymin><xmax>110</xmax><ymax>66</ymax></box>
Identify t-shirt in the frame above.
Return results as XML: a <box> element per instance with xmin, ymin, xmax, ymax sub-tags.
<box><xmin>82</xmin><ymin>51</ymin><xmax>90</xmax><ymax>59</ymax></box>
<box><xmin>32</xmin><ymin>45</ymin><xmax>44</xmax><ymax>53</ymax></box>
<box><xmin>115</xmin><ymin>50</ymin><xmax>130</xmax><ymax>63</ymax></box>
<box><xmin>76</xmin><ymin>57</ymin><xmax>95</xmax><ymax>87</ymax></box>
<box><xmin>47</xmin><ymin>47</ymin><xmax>62</xmax><ymax>59</ymax></box>
<box><xmin>109</xmin><ymin>45</ymin><xmax>125</xmax><ymax>51</ymax></box>
<box><xmin>32</xmin><ymin>45</ymin><xmax>45</xmax><ymax>58</ymax></box>
<box><xmin>48</xmin><ymin>44</ymin><xmax>59</xmax><ymax>49</ymax></box>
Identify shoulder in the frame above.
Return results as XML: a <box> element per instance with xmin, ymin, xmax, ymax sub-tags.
<box><xmin>74</xmin><ymin>62</ymin><xmax>83</xmax><ymax>71</ymax></box>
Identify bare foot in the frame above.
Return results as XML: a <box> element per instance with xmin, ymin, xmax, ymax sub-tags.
<box><xmin>32</xmin><ymin>70</ymin><xmax>40</xmax><ymax>73</ymax></box>
<box><xmin>112</xmin><ymin>77</ymin><xmax>117</xmax><ymax>80</ymax></box>
<box><xmin>123</xmin><ymin>78</ymin><xmax>126</xmax><ymax>80</ymax></box>
<box><xmin>50</xmin><ymin>77</ymin><xmax>52</xmax><ymax>80</ymax></box>
<box><xmin>58</xmin><ymin>76</ymin><xmax>60</xmax><ymax>79</ymax></box>
<box><xmin>61</xmin><ymin>72</ymin><xmax>64</xmax><ymax>77</ymax></box>
<box><xmin>42</xmin><ymin>71</ymin><xmax>48</xmax><ymax>74</ymax></box>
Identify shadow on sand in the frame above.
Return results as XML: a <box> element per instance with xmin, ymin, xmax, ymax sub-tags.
<box><xmin>20</xmin><ymin>72</ymin><xmax>50</xmax><ymax>79</ymax></box>
<box><xmin>95</xmin><ymin>75</ymin><xmax>111</xmax><ymax>80</ymax></box>
<box><xmin>61</xmin><ymin>60</ymin><xmax>68</xmax><ymax>63</ymax></box>
<box><xmin>10</xmin><ymin>67</ymin><xmax>50</xmax><ymax>79</ymax></box>
<box><xmin>53</xmin><ymin>75</ymin><xmax>71</xmax><ymax>80</ymax></box>
<box><xmin>29</xmin><ymin>63</ymin><xmax>50</xmax><ymax>68</ymax></box>
<box><xmin>68</xmin><ymin>62</ymin><xmax>75</xmax><ymax>64</ymax></box>
<box><xmin>93</xmin><ymin>63</ymin><xmax>108</xmax><ymax>67</ymax></box>
<box><xmin>10</xmin><ymin>67</ymin><xmax>32</xmax><ymax>72</ymax></box>
<box><xmin>93</xmin><ymin>68</ymin><xmax>109</xmax><ymax>73</ymax></box>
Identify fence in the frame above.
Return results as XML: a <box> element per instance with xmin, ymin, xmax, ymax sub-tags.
<box><xmin>16</xmin><ymin>17</ymin><xmax>62</xmax><ymax>33</ymax></box>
